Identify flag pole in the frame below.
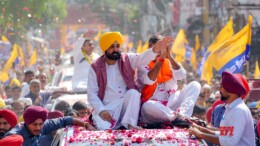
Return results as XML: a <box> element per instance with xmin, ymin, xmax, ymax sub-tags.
<box><xmin>246</xmin><ymin>15</ymin><xmax>253</xmax><ymax>78</ymax></box>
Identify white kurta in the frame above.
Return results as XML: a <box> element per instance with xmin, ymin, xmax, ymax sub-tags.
<box><xmin>72</xmin><ymin>36</ymin><xmax>99</xmax><ymax>91</ymax></box>
<box><xmin>218</xmin><ymin>98</ymin><xmax>255</xmax><ymax>146</ymax></box>
<box><xmin>87</xmin><ymin>49</ymin><xmax>157</xmax><ymax>130</ymax></box>
<box><xmin>20</xmin><ymin>83</ymin><xmax>30</xmax><ymax>98</ymax></box>
<box><xmin>137</xmin><ymin>61</ymin><xmax>201</xmax><ymax>123</ymax></box>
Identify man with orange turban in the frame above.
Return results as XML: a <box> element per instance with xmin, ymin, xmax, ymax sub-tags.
<box><xmin>87</xmin><ymin>32</ymin><xmax>173</xmax><ymax>130</ymax></box>
<box><xmin>189</xmin><ymin>71</ymin><xmax>255</xmax><ymax>146</ymax></box>
<box><xmin>0</xmin><ymin>109</ymin><xmax>18</xmax><ymax>139</ymax></box>
<box><xmin>137</xmin><ymin>35</ymin><xmax>201</xmax><ymax>123</ymax></box>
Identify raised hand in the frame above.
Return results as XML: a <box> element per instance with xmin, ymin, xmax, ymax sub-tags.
<box><xmin>159</xmin><ymin>47</ymin><xmax>167</xmax><ymax>59</ymax></box>
<box><xmin>82</xmin><ymin>28</ymin><xmax>96</xmax><ymax>38</ymax></box>
<box><xmin>166</xmin><ymin>43</ymin><xmax>173</xmax><ymax>59</ymax></box>
<box><xmin>34</xmin><ymin>95</ymin><xmax>42</xmax><ymax>105</ymax></box>
<box><xmin>152</xmin><ymin>36</ymin><xmax>174</xmax><ymax>53</ymax></box>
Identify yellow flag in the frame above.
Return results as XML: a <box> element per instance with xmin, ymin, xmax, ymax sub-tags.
<box><xmin>3</xmin><ymin>44</ymin><xmax>19</xmax><ymax>72</ymax></box>
<box><xmin>29</xmin><ymin>50</ymin><xmax>38</xmax><ymax>67</ymax></box>
<box><xmin>2</xmin><ymin>35</ymin><xmax>9</xmax><ymax>42</ymax></box>
<box><xmin>191</xmin><ymin>48</ymin><xmax>197</xmax><ymax>71</ymax></box>
<box><xmin>201</xmin><ymin>61</ymin><xmax>213</xmax><ymax>84</ymax></box>
<box><xmin>207</xmin><ymin>15</ymin><xmax>252</xmax><ymax>73</ymax></box>
<box><xmin>257</xmin><ymin>101</ymin><xmax>260</xmax><ymax>109</ymax></box>
<box><xmin>175</xmin><ymin>55</ymin><xmax>183</xmax><ymax>63</ymax></box>
<box><xmin>136</xmin><ymin>40</ymin><xmax>143</xmax><ymax>53</ymax></box>
<box><xmin>195</xmin><ymin>35</ymin><xmax>200</xmax><ymax>52</ymax></box>
<box><xmin>255</xmin><ymin>60</ymin><xmax>260</xmax><ymax>79</ymax></box>
<box><xmin>17</xmin><ymin>45</ymin><xmax>25</xmax><ymax>66</ymax></box>
<box><xmin>128</xmin><ymin>42</ymin><xmax>133</xmax><ymax>49</ymax></box>
<box><xmin>201</xmin><ymin>18</ymin><xmax>234</xmax><ymax>83</ymax></box>
<box><xmin>0</xmin><ymin>72</ymin><xmax>9</xmax><ymax>83</ymax></box>
<box><xmin>207</xmin><ymin>18</ymin><xmax>234</xmax><ymax>53</ymax></box>
<box><xmin>171</xmin><ymin>29</ymin><xmax>188</xmax><ymax>61</ymax></box>
<box><xmin>60</xmin><ymin>47</ymin><xmax>65</xmax><ymax>55</ymax></box>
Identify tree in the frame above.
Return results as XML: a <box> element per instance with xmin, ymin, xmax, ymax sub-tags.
<box><xmin>76</xmin><ymin>0</ymin><xmax>175</xmax><ymax>43</ymax></box>
<box><xmin>0</xmin><ymin>0</ymin><xmax>67</xmax><ymax>43</ymax></box>
<box><xmin>87</xmin><ymin>0</ymin><xmax>142</xmax><ymax>31</ymax></box>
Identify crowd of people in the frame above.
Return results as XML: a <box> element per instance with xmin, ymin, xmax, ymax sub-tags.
<box><xmin>0</xmin><ymin>30</ymin><xmax>259</xmax><ymax>146</ymax></box>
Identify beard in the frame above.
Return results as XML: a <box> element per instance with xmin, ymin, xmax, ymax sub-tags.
<box><xmin>105</xmin><ymin>51</ymin><xmax>121</xmax><ymax>60</ymax></box>
<box><xmin>220</xmin><ymin>92</ymin><xmax>228</xmax><ymax>101</ymax></box>
<box><xmin>0</xmin><ymin>129</ymin><xmax>8</xmax><ymax>137</ymax></box>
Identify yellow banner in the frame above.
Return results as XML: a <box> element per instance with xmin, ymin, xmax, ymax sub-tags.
<box><xmin>3</xmin><ymin>44</ymin><xmax>19</xmax><ymax>72</ymax></box>
<box><xmin>201</xmin><ymin>18</ymin><xmax>234</xmax><ymax>83</ymax></box>
<box><xmin>191</xmin><ymin>48</ymin><xmax>197</xmax><ymax>71</ymax></box>
<box><xmin>29</xmin><ymin>50</ymin><xmax>38</xmax><ymax>67</ymax></box>
<box><xmin>171</xmin><ymin>29</ymin><xmax>188</xmax><ymax>58</ymax></box>
<box><xmin>2</xmin><ymin>35</ymin><xmax>9</xmax><ymax>43</ymax></box>
<box><xmin>255</xmin><ymin>60</ymin><xmax>260</xmax><ymax>79</ymax></box>
<box><xmin>195</xmin><ymin>34</ymin><xmax>200</xmax><ymax>52</ymax></box>
<box><xmin>207</xmin><ymin>16</ymin><xmax>252</xmax><ymax>71</ymax></box>
<box><xmin>0</xmin><ymin>72</ymin><xmax>9</xmax><ymax>82</ymax></box>
<box><xmin>207</xmin><ymin>18</ymin><xmax>234</xmax><ymax>53</ymax></box>
<box><xmin>136</xmin><ymin>40</ymin><xmax>143</xmax><ymax>53</ymax></box>
<box><xmin>17</xmin><ymin>45</ymin><xmax>25</xmax><ymax>66</ymax></box>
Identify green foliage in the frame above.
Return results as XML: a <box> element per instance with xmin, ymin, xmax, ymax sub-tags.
<box><xmin>72</xmin><ymin>0</ymin><xmax>173</xmax><ymax>42</ymax></box>
<box><xmin>0</xmin><ymin>0</ymin><xmax>67</xmax><ymax>41</ymax></box>
<box><xmin>77</xmin><ymin>0</ymin><xmax>142</xmax><ymax>32</ymax></box>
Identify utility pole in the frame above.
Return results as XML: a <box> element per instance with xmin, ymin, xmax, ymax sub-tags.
<box><xmin>202</xmin><ymin>0</ymin><xmax>210</xmax><ymax>46</ymax></box>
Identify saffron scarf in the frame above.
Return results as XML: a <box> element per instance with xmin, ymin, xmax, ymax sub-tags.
<box><xmin>141</xmin><ymin>59</ymin><xmax>172</xmax><ymax>103</ymax></box>
<box><xmin>82</xmin><ymin>50</ymin><xmax>94</xmax><ymax>64</ymax></box>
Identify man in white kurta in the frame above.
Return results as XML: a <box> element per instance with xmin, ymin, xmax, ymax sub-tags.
<box><xmin>188</xmin><ymin>71</ymin><xmax>255</xmax><ymax>146</ymax></box>
<box><xmin>87</xmin><ymin>32</ymin><xmax>173</xmax><ymax>130</ymax></box>
<box><xmin>72</xmin><ymin>33</ymin><xmax>99</xmax><ymax>92</ymax></box>
<box><xmin>20</xmin><ymin>70</ymin><xmax>35</xmax><ymax>98</ymax></box>
<box><xmin>137</xmin><ymin>36</ymin><xmax>201</xmax><ymax>123</ymax></box>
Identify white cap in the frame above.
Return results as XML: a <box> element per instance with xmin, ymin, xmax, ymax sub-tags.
<box><xmin>18</xmin><ymin>98</ymin><xmax>33</xmax><ymax>106</ymax></box>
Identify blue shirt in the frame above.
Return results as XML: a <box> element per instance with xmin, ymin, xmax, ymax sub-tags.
<box><xmin>24</xmin><ymin>91</ymin><xmax>52</xmax><ymax>107</ymax></box>
<box><xmin>211</xmin><ymin>103</ymin><xmax>226</xmax><ymax>128</ymax></box>
<box><xmin>39</xmin><ymin>133</ymin><xmax>53</xmax><ymax>146</ymax></box>
<box><xmin>4</xmin><ymin>116</ymin><xmax>73</xmax><ymax>146</ymax></box>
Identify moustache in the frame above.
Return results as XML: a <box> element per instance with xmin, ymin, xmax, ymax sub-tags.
<box><xmin>0</xmin><ymin>129</ymin><xmax>7</xmax><ymax>132</ymax></box>
<box><xmin>106</xmin><ymin>51</ymin><xmax>121</xmax><ymax>60</ymax></box>
<box><xmin>220</xmin><ymin>91</ymin><xmax>228</xmax><ymax>101</ymax></box>
<box><xmin>33</xmin><ymin>130</ymin><xmax>41</xmax><ymax>135</ymax></box>
<box><xmin>112</xmin><ymin>51</ymin><xmax>120</xmax><ymax>55</ymax></box>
